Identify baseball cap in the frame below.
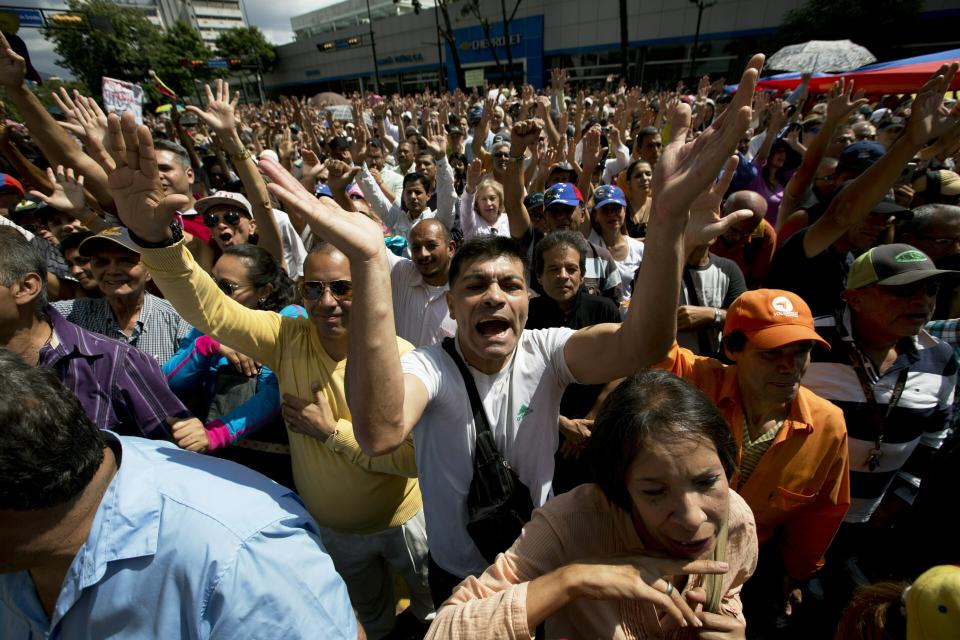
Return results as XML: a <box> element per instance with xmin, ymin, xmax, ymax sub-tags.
<box><xmin>0</xmin><ymin>173</ymin><xmax>24</xmax><ymax>197</ymax></box>
<box><xmin>723</xmin><ymin>289</ymin><xmax>830</xmax><ymax>351</ymax></box>
<box><xmin>195</xmin><ymin>191</ymin><xmax>254</xmax><ymax>218</ymax></box>
<box><xmin>837</xmin><ymin>141</ymin><xmax>886</xmax><ymax>175</ymax></box>
<box><xmin>904</xmin><ymin>564</ymin><xmax>960</xmax><ymax>640</ymax></box>
<box><xmin>467</xmin><ymin>105</ymin><xmax>483</xmax><ymax>123</ymax></box>
<box><xmin>869</xmin><ymin>107</ymin><xmax>892</xmax><ymax>124</ymax></box>
<box><xmin>868</xmin><ymin>197</ymin><xmax>913</xmax><ymax>221</ymax></box>
<box><xmin>524</xmin><ymin>192</ymin><xmax>544</xmax><ymax>210</ymax></box>
<box><xmin>912</xmin><ymin>169</ymin><xmax>960</xmax><ymax>198</ymax></box>
<box><xmin>315</xmin><ymin>183</ymin><xmax>333</xmax><ymax>198</ymax></box>
<box><xmin>847</xmin><ymin>243</ymin><xmax>957</xmax><ymax>289</ymax></box>
<box><xmin>593</xmin><ymin>185</ymin><xmax>627</xmax><ymax>209</ymax></box>
<box><xmin>544</xmin><ymin>183</ymin><xmax>583</xmax><ymax>209</ymax></box>
<box><xmin>78</xmin><ymin>226</ymin><xmax>141</xmax><ymax>257</ymax></box>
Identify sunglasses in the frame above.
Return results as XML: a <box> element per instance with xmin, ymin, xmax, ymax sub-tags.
<box><xmin>301</xmin><ymin>279</ymin><xmax>353</xmax><ymax>302</ymax></box>
<box><xmin>493</xmin><ymin>152</ymin><xmax>511</xmax><ymax>159</ymax></box>
<box><xmin>204</xmin><ymin>210</ymin><xmax>243</xmax><ymax>227</ymax></box>
<box><xmin>877</xmin><ymin>279</ymin><xmax>940</xmax><ymax>298</ymax></box>
<box><xmin>214</xmin><ymin>279</ymin><xmax>251</xmax><ymax>296</ymax></box>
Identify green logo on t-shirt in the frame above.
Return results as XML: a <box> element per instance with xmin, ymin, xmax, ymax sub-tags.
<box><xmin>894</xmin><ymin>250</ymin><xmax>927</xmax><ymax>263</ymax></box>
<box><xmin>517</xmin><ymin>403</ymin><xmax>533</xmax><ymax>422</ymax></box>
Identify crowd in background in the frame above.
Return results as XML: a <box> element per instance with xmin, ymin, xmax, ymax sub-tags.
<box><xmin>2</xmin><ymin>31</ymin><xmax>960</xmax><ymax>640</ymax></box>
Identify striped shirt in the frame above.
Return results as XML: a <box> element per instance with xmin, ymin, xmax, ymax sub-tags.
<box><xmin>53</xmin><ymin>292</ymin><xmax>191</xmax><ymax>364</ymax></box>
<box><xmin>738</xmin><ymin>418</ymin><xmax>783</xmax><ymax>486</ymax></box>
<box><xmin>38</xmin><ymin>305</ymin><xmax>189</xmax><ymax>437</ymax></box>
<box><xmin>804</xmin><ymin>309</ymin><xmax>956</xmax><ymax>524</ymax></box>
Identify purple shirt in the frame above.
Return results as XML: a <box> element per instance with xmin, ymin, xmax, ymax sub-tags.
<box><xmin>38</xmin><ymin>306</ymin><xmax>189</xmax><ymax>438</ymax></box>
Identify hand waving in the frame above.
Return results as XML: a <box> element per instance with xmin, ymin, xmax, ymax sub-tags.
<box><xmin>185</xmin><ymin>79</ymin><xmax>239</xmax><ymax>136</ymax></box>
<box><xmin>29</xmin><ymin>165</ymin><xmax>87</xmax><ymax>217</ymax></box>
<box><xmin>98</xmin><ymin>112</ymin><xmax>190</xmax><ymax>243</ymax></box>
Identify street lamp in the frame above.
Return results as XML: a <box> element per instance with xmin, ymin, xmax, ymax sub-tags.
<box><xmin>365</xmin><ymin>0</ymin><xmax>382</xmax><ymax>93</ymax></box>
<box><xmin>688</xmin><ymin>0</ymin><xmax>717</xmax><ymax>79</ymax></box>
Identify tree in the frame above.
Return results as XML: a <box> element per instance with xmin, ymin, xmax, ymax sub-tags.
<box><xmin>154</xmin><ymin>21</ymin><xmax>219</xmax><ymax>100</ymax></box>
<box><xmin>215</xmin><ymin>26</ymin><xmax>277</xmax><ymax>73</ymax></box>
<box><xmin>41</xmin><ymin>0</ymin><xmax>163</xmax><ymax>96</ymax></box>
<box><xmin>436</xmin><ymin>0</ymin><xmax>466</xmax><ymax>90</ymax></box>
<box><xmin>777</xmin><ymin>0</ymin><xmax>922</xmax><ymax>62</ymax></box>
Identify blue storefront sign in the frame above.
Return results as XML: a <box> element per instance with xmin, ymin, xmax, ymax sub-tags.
<box><xmin>446</xmin><ymin>15</ymin><xmax>544</xmax><ymax>91</ymax></box>
<box><xmin>0</xmin><ymin>8</ymin><xmax>45</xmax><ymax>28</ymax></box>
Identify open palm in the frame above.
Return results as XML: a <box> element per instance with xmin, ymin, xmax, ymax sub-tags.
<box><xmin>100</xmin><ymin>112</ymin><xmax>189</xmax><ymax>241</ymax></box>
<box><xmin>186</xmin><ymin>79</ymin><xmax>238</xmax><ymax>136</ymax></box>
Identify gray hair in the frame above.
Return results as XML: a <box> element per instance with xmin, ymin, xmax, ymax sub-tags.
<box><xmin>0</xmin><ymin>227</ymin><xmax>48</xmax><ymax>317</ymax></box>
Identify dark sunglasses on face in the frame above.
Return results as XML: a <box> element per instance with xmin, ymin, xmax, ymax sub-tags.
<box><xmin>204</xmin><ymin>210</ymin><xmax>243</xmax><ymax>227</ymax></box>
<box><xmin>301</xmin><ymin>279</ymin><xmax>353</xmax><ymax>301</ymax></box>
<box><xmin>877</xmin><ymin>279</ymin><xmax>940</xmax><ymax>298</ymax></box>
<box><xmin>493</xmin><ymin>152</ymin><xmax>511</xmax><ymax>159</ymax></box>
<box><xmin>214</xmin><ymin>279</ymin><xmax>250</xmax><ymax>296</ymax></box>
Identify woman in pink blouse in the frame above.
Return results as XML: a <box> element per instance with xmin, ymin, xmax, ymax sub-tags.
<box><xmin>426</xmin><ymin>369</ymin><xmax>758</xmax><ymax>639</ymax></box>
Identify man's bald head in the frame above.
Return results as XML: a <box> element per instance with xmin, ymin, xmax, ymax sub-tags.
<box><xmin>723</xmin><ymin>191</ymin><xmax>768</xmax><ymax>232</ymax></box>
<box><xmin>409</xmin><ymin>218</ymin><xmax>450</xmax><ymax>244</ymax></box>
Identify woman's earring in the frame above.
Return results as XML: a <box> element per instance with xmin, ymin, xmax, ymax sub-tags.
<box><xmin>258</xmin><ymin>297</ymin><xmax>267</xmax><ymax>305</ymax></box>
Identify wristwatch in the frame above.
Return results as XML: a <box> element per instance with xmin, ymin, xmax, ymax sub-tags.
<box><xmin>129</xmin><ymin>219</ymin><xmax>184</xmax><ymax>249</ymax></box>
<box><xmin>713</xmin><ymin>307</ymin><xmax>722</xmax><ymax>327</ymax></box>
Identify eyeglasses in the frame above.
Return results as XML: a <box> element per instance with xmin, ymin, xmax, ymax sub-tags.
<box><xmin>876</xmin><ymin>280</ymin><xmax>940</xmax><ymax>298</ymax></box>
<box><xmin>214</xmin><ymin>279</ymin><xmax>251</xmax><ymax>296</ymax></box>
<box><xmin>301</xmin><ymin>279</ymin><xmax>353</xmax><ymax>302</ymax></box>
<box><xmin>204</xmin><ymin>210</ymin><xmax>243</xmax><ymax>227</ymax></box>
<box><xmin>493</xmin><ymin>152</ymin><xmax>511</xmax><ymax>159</ymax></box>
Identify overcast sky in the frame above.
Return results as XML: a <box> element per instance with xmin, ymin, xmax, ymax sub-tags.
<box><xmin>6</xmin><ymin>0</ymin><xmax>330</xmax><ymax>79</ymax></box>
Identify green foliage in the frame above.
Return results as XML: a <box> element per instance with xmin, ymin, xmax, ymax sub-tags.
<box><xmin>0</xmin><ymin>78</ymin><xmax>88</xmax><ymax>121</ymax></box>
<box><xmin>777</xmin><ymin>0</ymin><xmax>923</xmax><ymax>59</ymax></box>
<box><xmin>154</xmin><ymin>21</ymin><xmax>220</xmax><ymax>100</ymax></box>
<box><xmin>41</xmin><ymin>0</ymin><xmax>163</xmax><ymax>96</ymax></box>
<box><xmin>215</xmin><ymin>27</ymin><xmax>276</xmax><ymax>72</ymax></box>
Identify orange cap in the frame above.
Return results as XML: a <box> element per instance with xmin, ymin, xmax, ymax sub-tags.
<box><xmin>723</xmin><ymin>289</ymin><xmax>830</xmax><ymax>351</ymax></box>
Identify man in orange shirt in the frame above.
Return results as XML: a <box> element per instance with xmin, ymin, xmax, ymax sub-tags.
<box><xmin>655</xmin><ymin>288</ymin><xmax>849</xmax><ymax>637</ymax></box>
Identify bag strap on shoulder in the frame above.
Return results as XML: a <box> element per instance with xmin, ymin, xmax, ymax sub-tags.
<box><xmin>442</xmin><ymin>337</ymin><xmax>493</xmax><ymax>435</ymax></box>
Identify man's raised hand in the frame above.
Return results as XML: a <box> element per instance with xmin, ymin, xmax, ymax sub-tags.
<box><xmin>185</xmin><ymin>79</ymin><xmax>239</xmax><ymax>136</ymax></box>
<box><xmin>98</xmin><ymin>112</ymin><xmax>190</xmax><ymax>243</ymax></box>
<box><xmin>0</xmin><ymin>32</ymin><xmax>25</xmax><ymax>88</ymax></box>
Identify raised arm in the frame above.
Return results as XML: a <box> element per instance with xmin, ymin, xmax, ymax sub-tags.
<box><xmin>563</xmin><ymin>54</ymin><xmax>765</xmax><ymax>385</ymax></box>
<box><xmin>777</xmin><ymin>80</ymin><xmax>867</xmax><ymax>231</ymax></box>
<box><xmin>94</xmin><ymin>111</ymin><xmax>284</xmax><ymax>367</ymax></box>
<box><xmin>503</xmin><ymin>120</ymin><xmax>539</xmax><ymax>240</ymax></box>
<box><xmin>258</xmin><ymin>153</ymin><xmax>410</xmax><ymax>458</ymax></box>
<box><xmin>187</xmin><ymin>80</ymin><xmax>285</xmax><ymax>271</ymax></box>
<box><xmin>0</xmin><ymin>34</ymin><xmax>113</xmax><ymax>207</ymax></box>
<box><xmin>803</xmin><ymin>63</ymin><xmax>960</xmax><ymax>258</ymax></box>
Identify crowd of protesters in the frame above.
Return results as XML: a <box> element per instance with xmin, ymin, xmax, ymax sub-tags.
<box><xmin>1</xmin><ymin>26</ymin><xmax>960</xmax><ymax>639</ymax></box>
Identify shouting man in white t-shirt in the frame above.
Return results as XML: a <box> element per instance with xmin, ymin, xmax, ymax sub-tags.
<box><xmin>261</xmin><ymin>56</ymin><xmax>764</xmax><ymax>601</ymax></box>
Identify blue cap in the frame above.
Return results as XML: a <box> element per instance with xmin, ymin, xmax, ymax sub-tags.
<box><xmin>544</xmin><ymin>182</ymin><xmax>583</xmax><ymax>209</ymax></box>
<box><xmin>467</xmin><ymin>105</ymin><xmax>483</xmax><ymax>123</ymax></box>
<box><xmin>315</xmin><ymin>183</ymin><xmax>333</xmax><ymax>198</ymax></box>
<box><xmin>837</xmin><ymin>141</ymin><xmax>886</xmax><ymax>174</ymax></box>
<box><xmin>524</xmin><ymin>192</ymin><xmax>544</xmax><ymax>210</ymax></box>
<box><xmin>593</xmin><ymin>185</ymin><xmax>626</xmax><ymax>209</ymax></box>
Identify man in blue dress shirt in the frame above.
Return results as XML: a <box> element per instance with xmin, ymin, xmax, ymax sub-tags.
<box><xmin>0</xmin><ymin>348</ymin><xmax>359</xmax><ymax>639</ymax></box>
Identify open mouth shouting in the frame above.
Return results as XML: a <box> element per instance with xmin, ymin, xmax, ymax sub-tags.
<box><xmin>476</xmin><ymin>317</ymin><xmax>512</xmax><ymax>340</ymax></box>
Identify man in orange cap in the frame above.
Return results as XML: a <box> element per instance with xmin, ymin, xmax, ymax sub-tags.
<box><xmin>654</xmin><ymin>287</ymin><xmax>850</xmax><ymax>636</ymax></box>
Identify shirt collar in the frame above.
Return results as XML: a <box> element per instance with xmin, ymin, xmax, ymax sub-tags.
<box><xmin>75</xmin><ymin>434</ymin><xmax>161</xmax><ymax>590</ymax></box>
<box><xmin>40</xmin><ymin>305</ymin><xmax>100</xmax><ymax>364</ymax></box>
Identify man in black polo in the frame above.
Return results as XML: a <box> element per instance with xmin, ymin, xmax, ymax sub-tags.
<box><xmin>527</xmin><ymin>230</ymin><xmax>620</xmax><ymax>492</ymax></box>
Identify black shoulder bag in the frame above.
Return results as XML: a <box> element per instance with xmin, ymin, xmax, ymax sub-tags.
<box><xmin>441</xmin><ymin>337</ymin><xmax>534</xmax><ymax>563</ymax></box>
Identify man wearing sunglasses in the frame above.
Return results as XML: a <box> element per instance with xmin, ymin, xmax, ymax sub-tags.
<box><xmin>803</xmin><ymin>244</ymin><xmax>957</xmax><ymax>583</ymax></box>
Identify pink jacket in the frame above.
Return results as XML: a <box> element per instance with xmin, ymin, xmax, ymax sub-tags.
<box><xmin>425</xmin><ymin>484</ymin><xmax>758</xmax><ymax>639</ymax></box>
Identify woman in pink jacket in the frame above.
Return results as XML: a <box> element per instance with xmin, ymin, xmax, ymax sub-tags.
<box><xmin>426</xmin><ymin>369</ymin><xmax>759</xmax><ymax>639</ymax></box>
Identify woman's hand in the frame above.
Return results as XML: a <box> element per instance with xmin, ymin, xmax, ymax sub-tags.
<box><xmin>169</xmin><ymin>417</ymin><xmax>210</xmax><ymax>453</ymax></box>
<box><xmin>560</xmin><ymin>556</ymin><xmax>729</xmax><ymax>629</ymax></box>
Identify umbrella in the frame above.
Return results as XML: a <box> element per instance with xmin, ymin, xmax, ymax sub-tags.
<box><xmin>154</xmin><ymin>104</ymin><xmax>185</xmax><ymax>113</ymax></box>
<box><xmin>767</xmin><ymin>40</ymin><xmax>877</xmax><ymax>73</ymax></box>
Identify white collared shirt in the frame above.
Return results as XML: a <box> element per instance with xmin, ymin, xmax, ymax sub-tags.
<box><xmin>388</xmin><ymin>252</ymin><xmax>456</xmax><ymax>347</ymax></box>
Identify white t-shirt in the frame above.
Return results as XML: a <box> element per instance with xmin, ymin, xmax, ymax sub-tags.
<box><xmin>388</xmin><ymin>252</ymin><xmax>456</xmax><ymax>347</ymax></box>
<box><xmin>588</xmin><ymin>230</ymin><xmax>645</xmax><ymax>300</ymax></box>
<box><xmin>272</xmin><ymin>210</ymin><xmax>307</xmax><ymax>277</ymax></box>
<box><xmin>401</xmin><ymin>327</ymin><xmax>578</xmax><ymax>578</ymax></box>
